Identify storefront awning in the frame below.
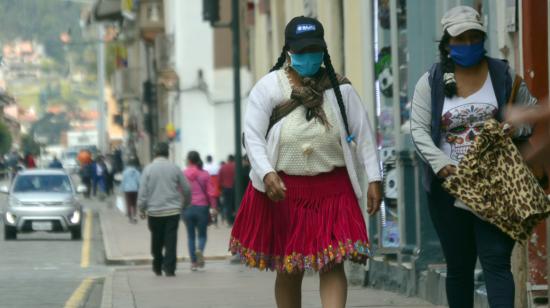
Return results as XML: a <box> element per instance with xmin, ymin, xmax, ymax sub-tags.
<box><xmin>93</xmin><ymin>0</ymin><xmax>123</xmax><ymax>22</ymax></box>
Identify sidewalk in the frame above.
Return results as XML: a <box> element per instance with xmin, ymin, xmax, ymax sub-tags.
<box><xmin>101</xmin><ymin>262</ymin><xmax>445</xmax><ymax>308</ymax></box>
<box><xmin>97</xmin><ymin>197</ymin><xmax>444</xmax><ymax>307</ymax></box>
<box><xmin>98</xmin><ymin>196</ymin><xmax>232</xmax><ymax>264</ymax></box>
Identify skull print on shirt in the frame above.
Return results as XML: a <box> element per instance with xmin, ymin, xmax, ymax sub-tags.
<box><xmin>439</xmin><ymin>74</ymin><xmax>499</xmax><ymax>164</ymax></box>
<box><xmin>441</xmin><ymin>104</ymin><xmax>498</xmax><ymax>162</ymax></box>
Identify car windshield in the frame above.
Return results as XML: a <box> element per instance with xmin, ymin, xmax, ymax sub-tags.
<box><xmin>13</xmin><ymin>175</ymin><xmax>73</xmax><ymax>193</ymax></box>
<box><xmin>63</xmin><ymin>152</ymin><xmax>78</xmax><ymax>160</ymax></box>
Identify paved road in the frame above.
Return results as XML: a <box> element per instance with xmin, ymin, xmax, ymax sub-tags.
<box><xmin>0</xmin><ymin>187</ymin><xmax>109</xmax><ymax>308</ymax></box>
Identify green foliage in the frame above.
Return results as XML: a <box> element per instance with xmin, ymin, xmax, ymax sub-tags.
<box><xmin>21</xmin><ymin>134</ymin><xmax>40</xmax><ymax>156</ymax></box>
<box><xmin>0</xmin><ymin>0</ymin><xmax>86</xmax><ymax>62</ymax></box>
<box><xmin>31</xmin><ymin>113</ymin><xmax>70</xmax><ymax>145</ymax></box>
<box><xmin>0</xmin><ymin>120</ymin><xmax>12</xmax><ymax>155</ymax></box>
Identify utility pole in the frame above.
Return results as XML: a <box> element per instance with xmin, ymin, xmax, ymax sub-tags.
<box><xmin>97</xmin><ymin>24</ymin><xmax>107</xmax><ymax>153</ymax></box>
<box><xmin>231</xmin><ymin>0</ymin><xmax>244</xmax><ymax>210</ymax></box>
<box><xmin>204</xmin><ymin>0</ymin><xmax>244</xmax><ymax>207</ymax></box>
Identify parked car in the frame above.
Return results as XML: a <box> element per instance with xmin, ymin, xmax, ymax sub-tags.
<box><xmin>1</xmin><ymin>169</ymin><xmax>87</xmax><ymax>240</ymax></box>
<box><xmin>61</xmin><ymin>149</ymin><xmax>79</xmax><ymax>174</ymax></box>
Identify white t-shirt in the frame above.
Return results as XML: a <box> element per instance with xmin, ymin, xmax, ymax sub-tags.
<box><xmin>439</xmin><ymin>74</ymin><xmax>498</xmax><ymax>213</ymax></box>
<box><xmin>439</xmin><ymin>74</ymin><xmax>498</xmax><ymax>164</ymax></box>
<box><xmin>203</xmin><ymin>162</ymin><xmax>220</xmax><ymax>176</ymax></box>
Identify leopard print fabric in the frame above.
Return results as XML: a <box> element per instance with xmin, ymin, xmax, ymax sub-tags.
<box><xmin>442</xmin><ymin>119</ymin><xmax>550</xmax><ymax>241</ymax></box>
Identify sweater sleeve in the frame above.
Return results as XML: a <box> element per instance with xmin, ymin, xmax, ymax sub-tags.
<box><xmin>244</xmin><ymin>76</ymin><xmax>276</xmax><ymax>182</ymax></box>
<box><xmin>342</xmin><ymin>84</ymin><xmax>382</xmax><ymax>183</ymax></box>
<box><xmin>410</xmin><ymin>73</ymin><xmax>456</xmax><ymax>175</ymax></box>
<box><xmin>137</xmin><ymin>166</ymin><xmax>149</xmax><ymax>211</ymax></box>
<box><xmin>178</xmin><ymin>170</ymin><xmax>192</xmax><ymax>208</ymax></box>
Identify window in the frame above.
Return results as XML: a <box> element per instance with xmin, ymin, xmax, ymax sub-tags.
<box><xmin>13</xmin><ymin>175</ymin><xmax>73</xmax><ymax>193</ymax></box>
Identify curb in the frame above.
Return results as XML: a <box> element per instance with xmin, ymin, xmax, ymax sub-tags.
<box><xmin>98</xmin><ymin>210</ymin><xmax>232</xmax><ymax>266</ymax></box>
<box><xmin>100</xmin><ymin>271</ymin><xmax>114</xmax><ymax>308</ymax></box>
<box><xmin>98</xmin><ymin>208</ymin><xmax>116</xmax><ymax>264</ymax></box>
<box><xmin>103</xmin><ymin>255</ymin><xmax>232</xmax><ymax>266</ymax></box>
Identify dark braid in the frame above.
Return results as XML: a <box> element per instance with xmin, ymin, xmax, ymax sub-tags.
<box><xmin>323</xmin><ymin>50</ymin><xmax>352</xmax><ymax>140</ymax></box>
<box><xmin>270</xmin><ymin>45</ymin><xmax>289</xmax><ymax>72</ymax></box>
<box><xmin>438</xmin><ymin>31</ymin><xmax>457</xmax><ymax>98</ymax></box>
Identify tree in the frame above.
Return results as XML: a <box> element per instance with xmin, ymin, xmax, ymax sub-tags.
<box><xmin>0</xmin><ymin>120</ymin><xmax>12</xmax><ymax>156</ymax></box>
<box><xmin>21</xmin><ymin>134</ymin><xmax>40</xmax><ymax>156</ymax></box>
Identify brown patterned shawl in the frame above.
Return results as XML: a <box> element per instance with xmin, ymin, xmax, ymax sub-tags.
<box><xmin>267</xmin><ymin>67</ymin><xmax>350</xmax><ymax>134</ymax></box>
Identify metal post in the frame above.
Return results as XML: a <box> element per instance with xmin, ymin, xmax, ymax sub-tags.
<box><xmin>389</xmin><ymin>0</ymin><xmax>404</xmax><ymax>262</ymax></box>
<box><xmin>232</xmin><ymin>0</ymin><xmax>244</xmax><ymax>209</ymax></box>
<box><xmin>362</xmin><ymin>0</ymin><xmax>378</xmax><ymax>250</ymax></box>
<box><xmin>97</xmin><ymin>24</ymin><xmax>107</xmax><ymax>153</ymax></box>
<box><xmin>547</xmin><ymin>0</ymin><xmax>550</xmax><ymax>300</ymax></box>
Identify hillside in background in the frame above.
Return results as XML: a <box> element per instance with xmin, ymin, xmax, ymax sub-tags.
<box><xmin>0</xmin><ymin>0</ymin><xmax>86</xmax><ymax>63</ymax></box>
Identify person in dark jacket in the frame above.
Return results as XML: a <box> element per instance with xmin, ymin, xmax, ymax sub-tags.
<box><xmin>49</xmin><ymin>156</ymin><xmax>63</xmax><ymax>169</ymax></box>
<box><xmin>92</xmin><ymin>156</ymin><xmax>108</xmax><ymax>199</ymax></box>
<box><xmin>410</xmin><ymin>6</ymin><xmax>537</xmax><ymax>308</ymax></box>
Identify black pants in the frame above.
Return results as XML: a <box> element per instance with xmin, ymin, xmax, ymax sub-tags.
<box><xmin>147</xmin><ymin>214</ymin><xmax>180</xmax><ymax>274</ymax></box>
<box><xmin>81</xmin><ymin>176</ymin><xmax>92</xmax><ymax>198</ymax></box>
<box><xmin>222</xmin><ymin>187</ymin><xmax>235</xmax><ymax>224</ymax></box>
<box><xmin>427</xmin><ymin>180</ymin><xmax>515</xmax><ymax>308</ymax></box>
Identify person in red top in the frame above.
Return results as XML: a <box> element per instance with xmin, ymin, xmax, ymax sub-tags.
<box><xmin>203</xmin><ymin>155</ymin><xmax>222</xmax><ymax>226</ymax></box>
<box><xmin>218</xmin><ymin>155</ymin><xmax>236</xmax><ymax>225</ymax></box>
<box><xmin>24</xmin><ymin>153</ymin><xmax>36</xmax><ymax>169</ymax></box>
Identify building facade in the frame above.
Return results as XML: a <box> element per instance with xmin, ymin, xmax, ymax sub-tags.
<box><xmin>246</xmin><ymin>0</ymin><xmax>549</xmax><ymax>307</ymax></box>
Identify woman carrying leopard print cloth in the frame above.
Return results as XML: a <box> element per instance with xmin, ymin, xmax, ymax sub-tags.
<box><xmin>410</xmin><ymin>6</ymin><xmax>537</xmax><ymax>308</ymax></box>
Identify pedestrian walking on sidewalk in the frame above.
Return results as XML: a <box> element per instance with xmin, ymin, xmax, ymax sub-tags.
<box><xmin>182</xmin><ymin>151</ymin><xmax>218</xmax><ymax>271</ymax></box>
<box><xmin>92</xmin><ymin>156</ymin><xmax>108</xmax><ymax>200</ymax></box>
<box><xmin>121</xmin><ymin>157</ymin><xmax>141</xmax><ymax>224</ymax></box>
<box><xmin>138</xmin><ymin>142</ymin><xmax>191</xmax><ymax>277</ymax></box>
<box><xmin>229</xmin><ymin>16</ymin><xmax>382</xmax><ymax>308</ymax></box>
<box><xmin>410</xmin><ymin>6</ymin><xmax>537</xmax><ymax>308</ymax></box>
<box><xmin>218</xmin><ymin>155</ymin><xmax>236</xmax><ymax>225</ymax></box>
<box><xmin>203</xmin><ymin>155</ymin><xmax>222</xmax><ymax>226</ymax></box>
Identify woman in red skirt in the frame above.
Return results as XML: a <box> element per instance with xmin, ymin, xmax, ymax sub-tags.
<box><xmin>230</xmin><ymin>16</ymin><xmax>382</xmax><ymax>308</ymax></box>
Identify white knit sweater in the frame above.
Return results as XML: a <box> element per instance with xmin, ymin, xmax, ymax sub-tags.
<box><xmin>276</xmin><ymin>70</ymin><xmax>346</xmax><ymax>175</ymax></box>
<box><xmin>244</xmin><ymin>70</ymin><xmax>382</xmax><ymax>199</ymax></box>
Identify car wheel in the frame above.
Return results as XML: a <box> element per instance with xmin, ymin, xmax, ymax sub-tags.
<box><xmin>70</xmin><ymin>225</ymin><xmax>82</xmax><ymax>240</ymax></box>
<box><xmin>4</xmin><ymin>226</ymin><xmax>16</xmax><ymax>240</ymax></box>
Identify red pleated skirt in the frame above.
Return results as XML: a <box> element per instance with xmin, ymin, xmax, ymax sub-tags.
<box><xmin>229</xmin><ymin>167</ymin><xmax>371</xmax><ymax>273</ymax></box>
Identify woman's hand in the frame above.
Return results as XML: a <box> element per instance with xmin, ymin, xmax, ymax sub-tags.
<box><xmin>367</xmin><ymin>181</ymin><xmax>383</xmax><ymax>215</ymax></box>
<box><xmin>263</xmin><ymin>172</ymin><xmax>287</xmax><ymax>202</ymax></box>
<box><xmin>437</xmin><ymin>165</ymin><xmax>457</xmax><ymax>178</ymax></box>
<box><xmin>500</xmin><ymin>122</ymin><xmax>516</xmax><ymax>136</ymax></box>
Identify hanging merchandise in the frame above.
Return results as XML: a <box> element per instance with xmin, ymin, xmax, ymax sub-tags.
<box><xmin>384</xmin><ymin>168</ymin><xmax>398</xmax><ymax>200</ymax></box>
<box><xmin>165</xmin><ymin>122</ymin><xmax>176</xmax><ymax>140</ymax></box>
<box><xmin>381</xmin><ymin>158</ymin><xmax>400</xmax><ymax>248</ymax></box>
<box><xmin>115</xmin><ymin>44</ymin><xmax>128</xmax><ymax>68</ymax></box>
<box><xmin>378</xmin><ymin>0</ymin><xmax>407</xmax><ymax>30</ymax></box>
<box><xmin>375</xmin><ymin>47</ymin><xmax>393</xmax><ymax>97</ymax></box>
<box><xmin>380</xmin><ymin>146</ymin><xmax>396</xmax><ymax>163</ymax></box>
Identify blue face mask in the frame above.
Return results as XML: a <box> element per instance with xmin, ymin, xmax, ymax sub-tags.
<box><xmin>449</xmin><ymin>41</ymin><xmax>486</xmax><ymax>67</ymax></box>
<box><xmin>289</xmin><ymin>52</ymin><xmax>324</xmax><ymax>77</ymax></box>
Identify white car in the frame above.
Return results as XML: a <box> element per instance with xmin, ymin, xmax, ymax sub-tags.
<box><xmin>1</xmin><ymin>169</ymin><xmax>87</xmax><ymax>240</ymax></box>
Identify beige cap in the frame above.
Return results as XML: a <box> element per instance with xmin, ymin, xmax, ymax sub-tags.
<box><xmin>441</xmin><ymin>6</ymin><xmax>486</xmax><ymax>37</ymax></box>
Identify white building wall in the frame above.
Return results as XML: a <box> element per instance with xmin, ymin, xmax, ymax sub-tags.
<box><xmin>164</xmin><ymin>0</ymin><xmax>215</xmax><ymax>166</ymax></box>
<box><xmin>165</xmin><ymin>0</ymin><xmax>252</xmax><ymax>166</ymax></box>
